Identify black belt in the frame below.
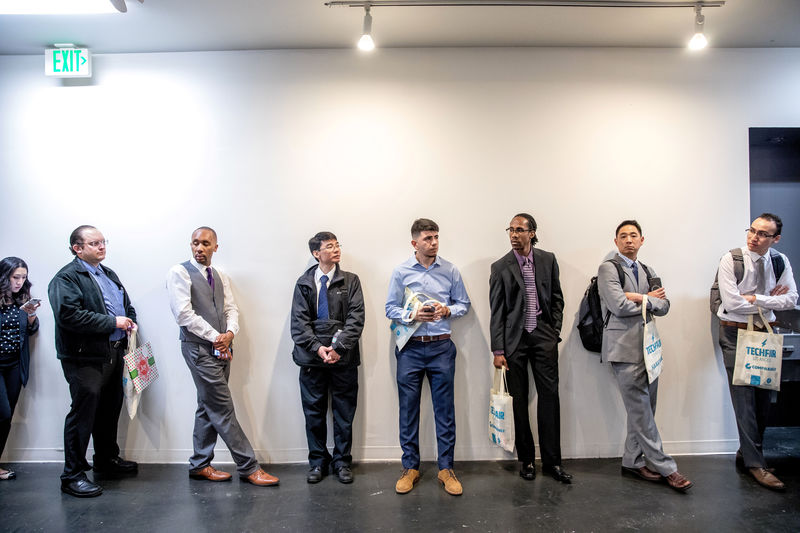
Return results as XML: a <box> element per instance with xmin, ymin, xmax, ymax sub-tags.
<box><xmin>720</xmin><ymin>320</ymin><xmax>777</xmax><ymax>332</ymax></box>
<box><xmin>409</xmin><ymin>334</ymin><xmax>451</xmax><ymax>343</ymax></box>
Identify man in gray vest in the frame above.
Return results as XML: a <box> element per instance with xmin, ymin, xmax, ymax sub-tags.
<box><xmin>167</xmin><ymin>227</ymin><xmax>278</xmax><ymax>487</ymax></box>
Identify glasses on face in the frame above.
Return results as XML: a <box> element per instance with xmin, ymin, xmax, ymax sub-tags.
<box><xmin>506</xmin><ymin>227</ymin><xmax>532</xmax><ymax>235</ymax></box>
<box><xmin>79</xmin><ymin>240</ymin><xmax>108</xmax><ymax>248</ymax></box>
<box><xmin>746</xmin><ymin>228</ymin><xmax>776</xmax><ymax>240</ymax></box>
<box><xmin>321</xmin><ymin>243</ymin><xmax>342</xmax><ymax>251</ymax></box>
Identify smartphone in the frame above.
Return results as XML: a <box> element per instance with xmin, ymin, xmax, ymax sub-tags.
<box><xmin>649</xmin><ymin>278</ymin><xmax>662</xmax><ymax>290</ymax></box>
<box><xmin>22</xmin><ymin>298</ymin><xmax>41</xmax><ymax>308</ymax></box>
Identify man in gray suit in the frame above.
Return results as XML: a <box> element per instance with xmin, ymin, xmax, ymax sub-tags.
<box><xmin>167</xmin><ymin>227</ymin><xmax>278</xmax><ymax>487</ymax></box>
<box><xmin>597</xmin><ymin>220</ymin><xmax>692</xmax><ymax>492</ymax></box>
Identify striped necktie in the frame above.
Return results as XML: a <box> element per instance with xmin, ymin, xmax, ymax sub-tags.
<box><xmin>522</xmin><ymin>258</ymin><xmax>538</xmax><ymax>332</ymax></box>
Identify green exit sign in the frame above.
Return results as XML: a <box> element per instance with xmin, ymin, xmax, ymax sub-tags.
<box><xmin>45</xmin><ymin>46</ymin><xmax>92</xmax><ymax>78</ymax></box>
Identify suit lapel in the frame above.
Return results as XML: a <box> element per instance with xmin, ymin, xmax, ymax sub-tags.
<box><xmin>505</xmin><ymin>252</ymin><xmax>525</xmax><ymax>291</ymax></box>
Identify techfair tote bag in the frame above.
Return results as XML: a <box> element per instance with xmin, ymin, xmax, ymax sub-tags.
<box><xmin>641</xmin><ymin>295</ymin><xmax>664</xmax><ymax>384</ymax></box>
<box><xmin>489</xmin><ymin>367</ymin><xmax>515</xmax><ymax>452</ymax></box>
<box><xmin>732</xmin><ymin>308</ymin><xmax>783</xmax><ymax>391</ymax></box>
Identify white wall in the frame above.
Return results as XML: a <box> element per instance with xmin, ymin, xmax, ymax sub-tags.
<box><xmin>1</xmin><ymin>47</ymin><xmax>799</xmax><ymax>464</ymax></box>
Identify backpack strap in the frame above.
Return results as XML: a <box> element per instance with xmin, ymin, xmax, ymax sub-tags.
<box><xmin>603</xmin><ymin>258</ymin><xmax>626</xmax><ymax>327</ymax></box>
<box><xmin>768</xmin><ymin>248</ymin><xmax>786</xmax><ymax>281</ymax></box>
<box><xmin>730</xmin><ymin>248</ymin><xmax>744</xmax><ymax>283</ymax></box>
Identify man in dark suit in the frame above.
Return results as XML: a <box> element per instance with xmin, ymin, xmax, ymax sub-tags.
<box><xmin>489</xmin><ymin>213</ymin><xmax>571</xmax><ymax>483</ymax></box>
<box><xmin>49</xmin><ymin>225</ymin><xmax>139</xmax><ymax>498</ymax></box>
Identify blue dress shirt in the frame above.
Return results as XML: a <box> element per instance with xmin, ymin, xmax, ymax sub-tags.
<box><xmin>385</xmin><ymin>255</ymin><xmax>471</xmax><ymax>337</ymax></box>
<box><xmin>80</xmin><ymin>260</ymin><xmax>126</xmax><ymax>341</ymax></box>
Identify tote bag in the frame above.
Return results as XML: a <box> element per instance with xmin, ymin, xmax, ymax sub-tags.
<box><xmin>489</xmin><ymin>367</ymin><xmax>515</xmax><ymax>452</ymax></box>
<box><xmin>732</xmin><ymin>308</ymin><xmax>783</xmax><ymax>391</ymax></box>
<box><xmin>641</xmin><ymin>295</ymin><xmax>664</xmax><ymax>384</ymax></box>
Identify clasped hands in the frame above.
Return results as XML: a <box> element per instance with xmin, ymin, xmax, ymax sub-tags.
<box><xmin>741</xmin><ymin>284</ymin><xmax>790</xmax><ymax>304</ymax></box>
<box><xmin>317</xmin><ymin>345</ymin><xmax>341</xmax><ymax>364</ymax></box>
<box><xmin>213</xmin><ymin>331</ymin><xmax>235</xmax><ymax>360</ymax></box>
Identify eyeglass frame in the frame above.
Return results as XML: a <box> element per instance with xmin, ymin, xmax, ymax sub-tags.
<box><xmin>505</xmin><ymin>227</ymin><xmax>534</xmax><ymax>235</ymax></box>
<box><xmin>746</xmin><ymin>228</ymin><xmax>776</xmax><ymax>240</ymax></box>
<box><xmin>77</xmin><ymin>239</ymin><xmax>109</xmax><ymax>248</ymax></box>
<box><xmin>320</xmin><ymin>242</ymin><xmax>342</xmax><ymax>251</ymax></box>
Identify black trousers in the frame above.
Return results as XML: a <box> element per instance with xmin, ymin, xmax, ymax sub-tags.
<box><xmin>505</xmin><ymin>325</ymin><xmax>562</xmax><ymax>466</ymax></box>
<box><xmin>0</xmin><ymin>362</ymin><xmax>23</xmax><ymax>459</ymax></box>
<box><xmin>60</xmin><ymin>345</ymin><xmax>125</xmax><ymax>481</ymax></box>
<box><xmin>299</xmin><ymin>365</ymin><xmax>358</xmax><ymax>470</ymax></box>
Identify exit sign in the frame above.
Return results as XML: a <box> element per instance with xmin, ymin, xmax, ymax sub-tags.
<box><xmin>45</xmin><ymin>47</ymin><xmax>92</xmax><ymax>78</ymax></box>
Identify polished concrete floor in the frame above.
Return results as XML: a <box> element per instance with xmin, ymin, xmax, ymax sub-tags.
<box><xmin>1</xmin><ymin>430</ymin><xmax>798</xmax><ymax>532</ymax></box>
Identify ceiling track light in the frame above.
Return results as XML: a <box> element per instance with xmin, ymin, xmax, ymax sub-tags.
<box><xmin>358</xmin><ymin>5</ymin><xmax>376</xmax><ymax>51</ymax></box>
<box><xmin>688</xmin><ymin>4</ymin><xmax>708</xmax><ymax>50</ymax></box>
<box><xmin>327</xmin><ymin>1</ymin><xmax>725</xmax><ymax>7</ymax></box>
<box><xmin>109</xmin><ymin>0</ymin><xmax>143</xmax><ymax>13</ymax></box>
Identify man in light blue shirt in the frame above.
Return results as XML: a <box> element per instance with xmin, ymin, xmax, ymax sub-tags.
<box><xmin>385</xmin><ymin>218</ymin><xmax>470</xmax><ymax>496</ymax></box>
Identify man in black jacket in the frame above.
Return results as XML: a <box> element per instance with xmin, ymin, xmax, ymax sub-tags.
<box><xmin>291</xmin><ymin>231</ymin><xmax>365</xmax><ymax>484</ymax></box>
<box><xmin>48</xmin><ymin>225</ymin><xmax>138</xmax><ymax>498</ymax></box>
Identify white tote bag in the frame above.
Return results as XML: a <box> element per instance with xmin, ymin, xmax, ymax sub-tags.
<box><xmin>641</xmin><ymin>295</ymin><xmax>664</xmax><ymax>384</ymax></box>
<box><xmin>122</xmin><ymin>329</ymin><xmax>142</xmax><ymax>419</ymax></box>
<box><xmin>732</xmin><ymin>308</ymin><xmax>783</xmax><ymax>391</ymax></box>
<box><xmin>488</xmin><ymin>367</ymin><xmax>515</xmax><ymax>453</ymax></box>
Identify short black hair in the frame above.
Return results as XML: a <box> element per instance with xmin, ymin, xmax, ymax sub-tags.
<box><xmin>757</xmin><ymin>213</ymin><xmax>783</xmax><ymax>236</ymax></box>
<box><xmin>0</xmin><ymin>256</ymin><xmax>32</xmax><ymax>306</ymax></box>
<box><xmin>309</xmin><ymin>231</ymin><xmax>338</xmax><ymax>257</ymax></box>
<box><xmin>69</xmin><ymin>225</ymin><xmax>96</xmax><ymax>256</ymax></box>
<box><xmin>513</xmin><ymin>213</ymin><xmax>538</xmax><ymax>246</ymax></box>
<box><xmin>615</xmin><ymin>220</ymin><xmax>642</xmax><ymax>237</ymax></box>
<box><xmin>411</xmin><ymin>218</ymin><xmax>439</xmax><ymax>239</ymax></box>
<box><xmin>192</xmin><ymin>226</ymin><xmax>218</xmax><ymax>240</ymax></box>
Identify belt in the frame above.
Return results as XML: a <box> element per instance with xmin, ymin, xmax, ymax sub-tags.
<box><xmin>720</xmin><ymin>320</ymin><xmax>777</xmax><ymax>332</ymax></box>
<box><xmin>410</xmin><ymin>334</ymin><xmax>451</xmax><ymax>343</ymax></box>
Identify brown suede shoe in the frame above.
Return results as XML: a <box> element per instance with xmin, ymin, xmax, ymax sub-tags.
<box><xmin>395</xmin><ymin>468</ymin><xmax>420</xmax><ymax>494</ymax></box>
<box><xmin>664</xmin><ymin>471</ymin><xmax>693</xmax><ymax>492</ymax></box>
<box><xmin>242</xmin><ymin>468</ymin><xmax>279</xmax><ymax>487</ymax></box>
<box><xmin>437</xmin><ymin>469</ymin><xmax>463</xmax><ymax>496</ymax></box>
<box><xmin>749</xmin><ymin>468</ymin><xmax>785</xmax><ymax>491</ymax></box>
<box><xmin>189</xmin><ymin>466</ymin><xmax>232</xmax><ymax>482</ymax></box>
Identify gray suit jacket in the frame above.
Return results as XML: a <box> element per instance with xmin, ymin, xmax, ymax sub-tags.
<box><xmin>598</xmin><ymin>257</ymin><xmax>669</xmax><ymax>363</ymax></box>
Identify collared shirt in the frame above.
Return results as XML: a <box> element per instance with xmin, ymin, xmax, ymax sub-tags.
<box><xmin>315</xmin><ymin>264</ymin><xmax>335</xmax><ymax>311</ymax></box>
<box><xmin>385</xmin><ymin>254</ymin><xmax>471</xmax><ymax>337</ymax></box>
<box><xmin>615</xmin><ymin>253</ymin><xmax>653</xmax><ymax>310</ymax></box>
<box><xmin>513</xmin><ymin>248</ymin><xmax>542</xmax><ymax>319</ymax></box>
<box><xmin>166</xmin><ymin>258</ymin><xmax>240</xmax><ymax>343</ymax></box>
<box><xmin>80</xmin><ymin>259</ymin><xmax>126</xmax><ymax>341</ymax></box>
<box><xmin>717</xmin><ymin>246</ymin><xmax>798</xmax><ymax>323</ymax></box>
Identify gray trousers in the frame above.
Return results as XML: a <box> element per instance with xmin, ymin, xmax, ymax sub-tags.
<box><xmin>611</xmin><ymin>361</ymin><xmax>677</xmax><ymax>476</ymax></box>
<box><xmin>718</xmin><ymin>324</ymin><xmax>771</xmax><ymax>469</ymax></box>
<box><xmin>181</xmin><ymin>341</ymin><xmax>259</xmax><ymax>476</ymax></box>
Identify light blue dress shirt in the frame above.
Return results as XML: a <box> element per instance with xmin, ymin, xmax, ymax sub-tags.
<box><xmin>385</xmin><ymin>254</ymin><xmax>471</xmax><ymax>337</ymax></box>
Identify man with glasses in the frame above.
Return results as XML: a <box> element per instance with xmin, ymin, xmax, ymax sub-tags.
<box><xmin>714</xmin><ymin>213</ymin><xmax>797</xmax><ymax>490</ymax></box>
<box><xmin>167</xmin><ymin>227</ymin><xmax>279</xmax><ymax>487</ymax></box>
<box><xmin>489</xmin><ymin>213</ymin><xmax>572</xmax><ymax>484</ymax></box>
<box><xmin>291</xmin><ymin>232</ymin><xmax>364</xmax><ymax>484</ymax></box>
<box><xmin>386</xmin><ymin>218</ymin><xmax>471</xmax><ymax>496</ymax></box>
<box><xmin>48</xmin><ymin>225</ymin><xmax>138</xmax><ymax>497</ymax></box>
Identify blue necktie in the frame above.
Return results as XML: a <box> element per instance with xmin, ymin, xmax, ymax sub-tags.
<box><xmin>318</xmin><ymin>275</ymin><xmax>329</xmax><ymax>319</ymax></box>
<box><xmin>631</xmin><ymin>262</ymin><xmax>639</xmax><ymax>285</ymax></box>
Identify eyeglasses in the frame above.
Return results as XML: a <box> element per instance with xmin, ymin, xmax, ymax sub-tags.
<box><xmin>78</xmin><ymin>240</ymin><xmax>108</xmax><ymax>248</ymax></box>
<box><xmin>321</xmin><ymin>243</ymin><xmax>342</xmax><ymax>251</ymax></box>
<box><xmin>506</xmin><ymin>227</ymin><xmax>533</xmax><ymax>235</ymax></box>
<box><xmin>746</xmin><ymin>228</ymin><xmax>776</xmax><ymax>239</ymax></box>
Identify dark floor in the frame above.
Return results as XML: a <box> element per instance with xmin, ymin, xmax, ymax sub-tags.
<box><xmin>2</xmin><ymin>429</ymin><xmax>799</xmax><ymax>533</ymax></box>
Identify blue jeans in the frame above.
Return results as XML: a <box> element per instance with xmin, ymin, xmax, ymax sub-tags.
<box><xmin>396</xmin><ymin>339</ymin><xmax>456</xmax><ymax>470</ymax></box>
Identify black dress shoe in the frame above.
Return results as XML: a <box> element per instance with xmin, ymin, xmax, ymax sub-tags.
<box><xmin>93</xmin><ymin>456</ymin><xmax>138</xmax><ymax>474</ymax></box>
<box><xmin>336</xmin><ymin>466</ymin><xmax>354</xmax><ymax>484</ymax></box>
<box><xmin>61</xmin><ymin>478</ymin><xmax>103</xmax><ymax>498</ymax></box>
<box><xmin>519</xmin><ymin>463</ymin><xmax>536</xmax><ymax>480</ymax></box>
<box><xmin>543</xmin><ymin>464</ymin><xmax>573</xmax><ymax>484</ymax></box>
<box><xmin>307</xmin><ymin>466</ymin><xmax>325</xmax><ymax>484</ymax></box>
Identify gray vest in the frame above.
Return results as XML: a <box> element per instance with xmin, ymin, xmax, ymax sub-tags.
<box><xmin>179</xmin><ymin>261</ymin><xmax>227</xmax><ymax>344</ymax></box>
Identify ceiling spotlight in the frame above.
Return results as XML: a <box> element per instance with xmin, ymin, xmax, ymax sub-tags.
<box><xmin>688</xmin><ymin>4</ymin><xmax>708</xmax><ymax>50</ymax></box>
<box><xmin>357</xmin><ymin>5</ymin><xmax>375</xmax><ymax>51</ymax></box>
<box><xmin>109</xmin><ymin>0</ymin><xmax>142</xmax><ymax>14</ymax></box>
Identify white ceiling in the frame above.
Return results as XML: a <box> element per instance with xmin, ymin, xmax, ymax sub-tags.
<box><xmin>0</xmin><ymin>0</ymin><xmax>798</xmax><ymax>55</ymax></box>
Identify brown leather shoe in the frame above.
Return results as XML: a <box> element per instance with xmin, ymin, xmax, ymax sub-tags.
<box><xmin>189</xmin><ymin>466</ymin><xmax>232</xmax><ymax>482</ymax></box>
<box><xmin>437</xmin><ymin>468</ymin><xmax>463</xmax><ymax>496</ymax></box>
<box><xmin>242</xmin><ymin>468</ymin><xmax>279</xmax><ymax>487</ymax></box>
<box><xmin>664</xmin><ymin>471</ymin><xmax>693</xmax><ymax>492</ymax></box>
<box><xmin>395</xmin><ymin>468</ymin><xmax>420</xmax><ymax>494</ymax></box>
<box><xmin>749</xmin><ymin>468</ymin><xmax>785</xmax><ymax>491</ymax></box>
<box><xmin>621</xmin><ymin>466</ymin><xmax>661</xmax><ymax>482</ymax></box>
